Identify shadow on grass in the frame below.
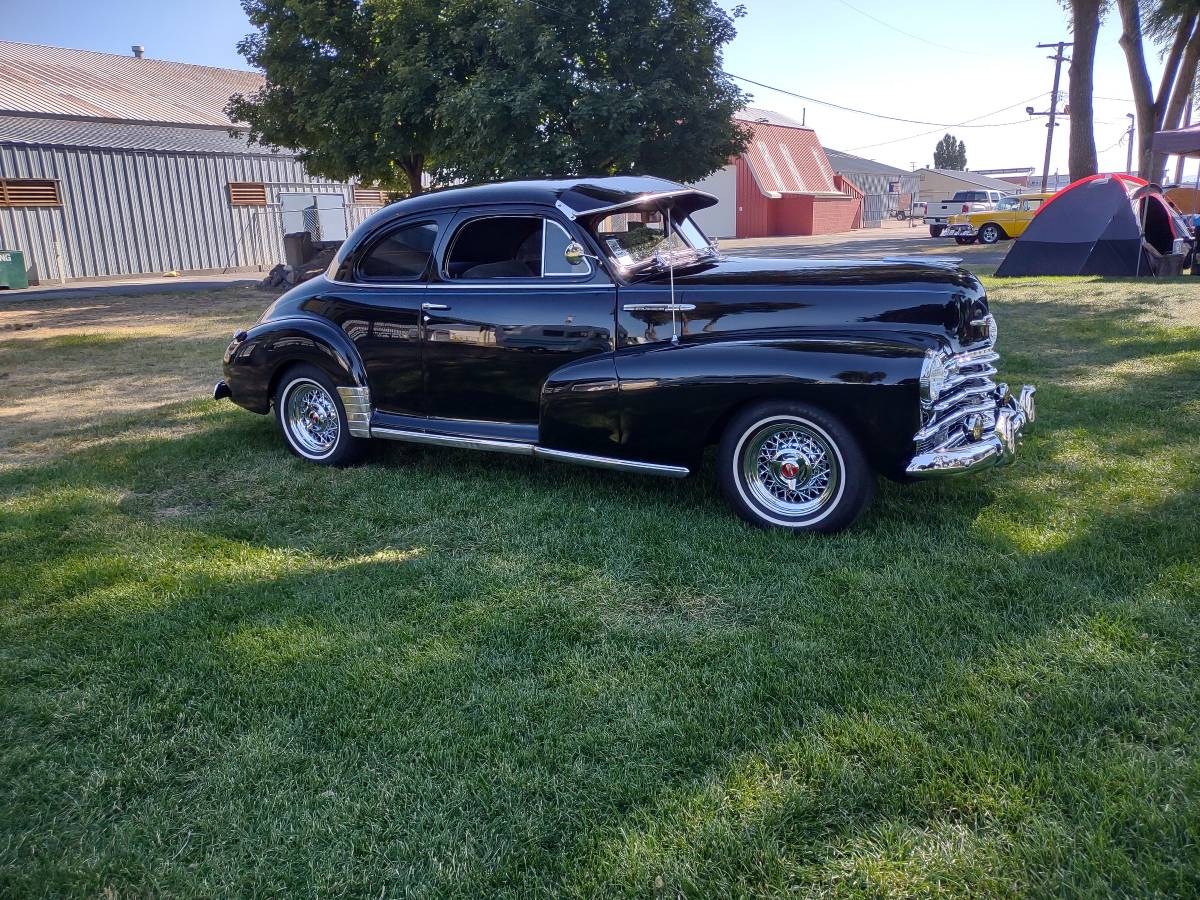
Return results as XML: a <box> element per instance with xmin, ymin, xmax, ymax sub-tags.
<box><xmin>2</xmin><ymin>281</ymin><xmax>1199</xmax><ymax>896</ymax></box>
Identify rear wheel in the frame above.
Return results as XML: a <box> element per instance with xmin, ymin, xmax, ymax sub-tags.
<box><xmin>977</xmin><ymin>223</ymin><xmax>1004</xmax><ymax>244</ymax></box>
<box><xmin>274</xmin><ymin>364</ymin><xmax>367</xmax><ymax>466</ymax></box>
<box><xmin>929</xmin><ymin>224</ymin><xmax>945</xmax><ymax>238</ymax></box>
<box><xmin>718</xmin><ymin>402</ymin><xmax>874</xmax><ymax>534</ymax></box>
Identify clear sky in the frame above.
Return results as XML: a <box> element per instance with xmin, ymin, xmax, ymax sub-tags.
<box><xmin>4</xmin><ymin>0</ymin><xmax>1188</xmax><ymax>179</ymax></box>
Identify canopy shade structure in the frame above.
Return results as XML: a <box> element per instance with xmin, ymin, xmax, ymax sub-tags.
<box><xmin>1152</xmin><ymin>123</ymin><xmax>1200</xmax><ymax>157</ymax></box>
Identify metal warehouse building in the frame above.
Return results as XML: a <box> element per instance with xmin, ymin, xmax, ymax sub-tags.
<box><xmin>0</xmin><ymin>41</ymin><xmax>382</xmax><ymax>284</ymax></box>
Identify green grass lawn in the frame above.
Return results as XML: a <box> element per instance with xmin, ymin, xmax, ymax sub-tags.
<box><xmin>1</xmin><ymin>277</ymin><xmax>1198</xmax><ymax>897</ymax></box>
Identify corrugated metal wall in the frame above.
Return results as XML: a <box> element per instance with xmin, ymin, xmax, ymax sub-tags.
<box><xmin>0</xmin><ymin>143</ymin><xmax>356</xmax><ymax>280</ymax></box>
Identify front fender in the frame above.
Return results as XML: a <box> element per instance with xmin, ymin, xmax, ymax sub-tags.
<box><xmin>222</xmin><ymin>315</ymin><xmax>368</xmax><ymax>414</ymax></box>
<box><xmin>614</xmin><ymin>330</ymin><xmax>939</xmax><ymax>472</ymax></box>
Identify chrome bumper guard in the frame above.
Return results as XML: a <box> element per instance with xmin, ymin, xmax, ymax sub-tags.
<box><xmin>941</xmin><ymin>224</ymin><xmax>976</xmax><ymax>237</ymax></box>
<box><xmin>907</xmin><ymin>383</ymin><xmax>1036</xmax><ymax>478</ymax></box>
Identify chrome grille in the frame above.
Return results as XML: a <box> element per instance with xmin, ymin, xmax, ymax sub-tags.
<box><xmin>915</xmin><ymin>343</ymin><xmax>1000</xmax><ymax>454</ymax></box>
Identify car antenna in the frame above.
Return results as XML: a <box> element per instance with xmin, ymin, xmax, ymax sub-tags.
<box><xmin>668</xmin><ymin>208</ymin><xmax>679</xmax><ymax>344</ymax></box>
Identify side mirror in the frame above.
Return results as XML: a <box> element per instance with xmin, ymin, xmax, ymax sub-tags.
<box><xmin>564</xmin><ymin>241</ymin><xmax>590</xmax><ymax>267</ymax></box>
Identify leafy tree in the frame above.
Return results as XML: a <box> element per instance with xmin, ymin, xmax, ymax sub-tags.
<box><xmin>432</xmin><ymin>0</ymin><xmax>750</xmax><ymax>184</ymax></box>
<box><xmin>1116</xmin><ymin>0</ymin><xmax>1200</xmax><ymax>180</ymax></box>
<box><xmin>228</xmin><ymin>0</ymin><xmax>442</xmax><ymax>194</ymax></box>
<box><xmin>228</xmin><ymin>0</ymin><xmax>749</xmax><ymax>195</ymax></box>
<box><xmin>933</xmin><ymin>134</ymin><xmax>967</xmax><ymax>169</ymax></box>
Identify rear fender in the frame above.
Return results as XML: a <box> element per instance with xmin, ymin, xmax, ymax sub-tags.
<box><xmin>223</xmin><ymin>315</ymin><xmax>368</xmax><ymax>414</ymax></box>
<box><xmin>614</xmin><ymin>330</ymin><xmax>939</xmax><ymax>472</ymax></box>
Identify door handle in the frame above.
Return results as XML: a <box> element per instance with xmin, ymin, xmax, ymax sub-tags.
<box><xmin>421</xmin><ymin>303</ymin><xmax>450</xmax><ymax>311</ymax></box>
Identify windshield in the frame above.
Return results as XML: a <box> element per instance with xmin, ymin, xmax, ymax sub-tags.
<box><xmin>591</xmin><ymin>208</ymin><xmax>711</xmax><ymax>268</ymax></box>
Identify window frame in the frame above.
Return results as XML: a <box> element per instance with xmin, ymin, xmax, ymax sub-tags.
<box><xmin>352</xmin><ymin>219</ymin><xmax>440</xmax><ymax>284</ymax></box>
<box><xmin>441</xmin><ymin>213</ymin><xmax>594</xmax><ymax>284</ymax></box>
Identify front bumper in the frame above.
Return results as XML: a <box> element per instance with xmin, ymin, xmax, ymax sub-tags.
<box><xmin>941</xmin><ymin>223</ymin><xmax>977</xmax><ymax>238</ymax></box>
<box><xmin>907</xmin><ymin>383</ymin><xmax>1036</xmax><ymax>477</ymax></box>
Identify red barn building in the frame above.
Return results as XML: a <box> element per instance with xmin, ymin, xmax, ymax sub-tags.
<box><xmin>689</xmin><ymin>108</ymin><xmax>862</xmax><ymax>239</ymax></box>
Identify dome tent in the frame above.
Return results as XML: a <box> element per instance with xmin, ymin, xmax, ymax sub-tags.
<box><xmin>995</xmin><ymin>173</ymin><xmax>1189</xmax><ymax>277</ymax></box>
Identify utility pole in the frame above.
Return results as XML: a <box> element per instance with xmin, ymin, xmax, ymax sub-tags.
<box><xmin>1125</xmin><ymin>113</ymin><xmax>1136</xmax><ymax>175</ymax></box>
<box><xmin>1026</xmin><ymin>41</ymin><xmax>1071</xmax><ymax>191</ymax></box>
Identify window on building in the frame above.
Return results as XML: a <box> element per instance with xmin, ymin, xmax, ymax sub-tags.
<box><xmin>352</xmin><ymin>187</ymin><xmax>387</xmax><ymax>206</ymax></box>
<box><xmin>228</xmin><ymin>182</ymin><xmax>268</xmax><ymax>206</ymax></box>
<box><xmin>0</xmin><ymin>179</ymin><xmax>62</xmax><ymax>207</ymax></box>
<box><xmin>357</xmin><ymin>222</ymin><xmax>438</xmax><ymax>281</ymax></box>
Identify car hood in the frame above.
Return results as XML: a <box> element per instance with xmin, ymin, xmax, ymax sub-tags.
<box><xmin>644</xmin><ymin>254</ymin><xmax>980</xmax><ymax>290</ymax></box>
<box><xmin>630</xmin><ymin>254</ymin><xmax>989</xmax><ymax>349</ymax></box>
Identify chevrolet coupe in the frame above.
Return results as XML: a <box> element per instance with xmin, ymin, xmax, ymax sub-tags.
<box><xmin>216</xmin><ymin>176</ymin><xmax>1036</xmax><ymax>533</ymax></box>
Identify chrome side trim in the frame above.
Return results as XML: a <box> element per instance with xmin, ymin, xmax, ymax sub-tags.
<box><xmin>335</xmin><ymin>386</ymin><xmax>372</xmax><ymax>438</ymax></box>
<box><xmin>370</xmin><ymin>427</ymin><xmax>689</xmax><ymax>477</ymax></box>
<box><xmin>622</xmin><ymin>303</ymin><xmax>697</xmax><ymax>312</ymax></box>
<box><xmin>533</xmin><ymin>447</ymin><xmax>689</xmax><ymax>478</ymax></box>
<box><xmin>372</xmin><ymin>427</ymin><xmax>534</xmax><ymax>456</ymax></box>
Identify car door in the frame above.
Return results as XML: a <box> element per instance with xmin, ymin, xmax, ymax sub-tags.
<box><xmin>1010</xmin><ymin>198</ymin><xmax>1044</xmax><ymax>237</ymax></box>
<box><xmin>318</xmin><ymin>214</ymin><xmax>450</xmax><ymax>415</ymax></box>
<box><xmin>421</xmin><ymin>207</ymin><xmax>617</xmax><ymax>427</ymax></box>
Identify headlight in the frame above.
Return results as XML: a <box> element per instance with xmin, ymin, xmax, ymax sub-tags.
<box><xmin>920</xmin><ymin>349</ymin><xmax>950</xmax><ymax>405</ymax></box>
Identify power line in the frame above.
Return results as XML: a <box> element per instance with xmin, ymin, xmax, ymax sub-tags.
<box><xmin>846</xmin><ymin>93</ymin><xmax>1048</xmax><ymax>151</ymax></box>
<box><xmin>830</xmin><ymin>0</ymin><xmax>970</xmax><ymax>55</ymax></box>
<box><xmin>516</xmin><ymin>0</ymin><xmax>1046</xmax><ymax>136</ymax></box>
<box><xmin>728</xmin><ymin>73</ymin><xmax>1042</xmax><ymax>128</ymax></box>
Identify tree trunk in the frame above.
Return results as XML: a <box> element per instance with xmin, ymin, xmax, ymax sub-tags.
<box><xmin>1117</xmin><ymin>0</ymin><xmax>1159</xmax><ymax>178</ymax></box>
<box><xmin>1068</xmin><ymin>0</ymin><xmax>1102</xmax><ymax>182</ymax></box>
<box><xmin>401</xmin><ymin>156</ymin><xmax>425</xmax><ymax>196</ymax></box>
<box><xmin>1152</xmin><ymin>19</ymin><xmax>1200</xmax><ymax>183</ymax></box>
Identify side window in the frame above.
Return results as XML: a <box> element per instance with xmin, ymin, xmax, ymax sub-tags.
<box><xmin>1022</xmin><ymin>199</ymin><xmax>1043</xmax><ymax>212</ymax></box>
<box><xmin>543</xmin><ymin>220</ymin><xmax>591</xmax><ymax>276</ymax></box>
<box><xmin>446</xmin><ymin>216</ymin><xmax>590</xmax><ymax>279</ymax></box>
<box><xmin>357</xmin><ymin>222</ymin><xmax>438</xmax><ymax>281</ymax></box>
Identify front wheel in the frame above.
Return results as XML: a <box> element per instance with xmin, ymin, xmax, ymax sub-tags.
<box><xmin>977</xmin><ymin>223</ymin><xmax>1004</xmax><ymax>244</ymax></box>
<box><xmin>718</xmin><ymin>402</ymin><xmax>874</xmax><ymax>534</ymax></box>
<box><xmin>274</xmin><ymin>364</ymin><xmax>367</xmax><ymax>465</ymax></box>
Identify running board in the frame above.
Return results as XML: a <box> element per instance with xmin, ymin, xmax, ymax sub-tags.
<box><xmin>370</xmin><ymin>427</ymin><xmax>689</xmax><ymax>478</ymax></box>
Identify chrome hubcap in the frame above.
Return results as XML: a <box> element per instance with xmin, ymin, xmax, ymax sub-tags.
<box><xmin>284</xmin><ymin>380</ymin><xmax>339</xmax><ymax>456</ymax></box>
<box><xmin>742</xmin><ymin>421</ymin><xmax>839</xmax><ymax>517</ymax></box>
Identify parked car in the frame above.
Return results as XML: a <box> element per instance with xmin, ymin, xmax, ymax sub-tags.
<box><xmin>216</xmin><ymin>176</ymin><xmax>1036</xmax><ymax>534</ymax></box>
<box><xmin>942</xmin><ymin>192</ymin><xmax>1053</xmax><ymax>245</ymax></box>
<box><xmin>924</xmin><ymin>190</ymin><xmax>1011</xmax><ymax>237</ymax></box>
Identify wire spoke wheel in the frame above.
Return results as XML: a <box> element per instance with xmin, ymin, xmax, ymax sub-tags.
<box><xmin>740</xmin><ymin>420</ymin><xmax>840</xmax><ymax>518</ymax></box>
<box><xmin>284</xmin><ymin>379</ymin><xmax>340</xmax><ymax>457</ymax></box>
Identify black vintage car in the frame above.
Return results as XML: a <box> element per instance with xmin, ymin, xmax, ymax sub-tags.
<box><xmin>216</xmin><ymin>176</ymin><xmax>1035</xmax><ymax>533</ymax></box>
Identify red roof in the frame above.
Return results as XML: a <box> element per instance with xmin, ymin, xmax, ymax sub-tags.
<box><xmin>740</xmin><ymin>120</ymin><xmax>840</xmax><ymax>197</ymax></box>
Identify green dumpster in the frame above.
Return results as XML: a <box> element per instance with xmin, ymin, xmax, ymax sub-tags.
<box><xmin>0</xmin><ymin>250</ymin><xmax>29</xmax><ymax>290</ymax></box>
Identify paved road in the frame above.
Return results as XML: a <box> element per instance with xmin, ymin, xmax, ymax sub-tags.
<box><xmin>3</xmin><ymin>274</ymin><xmax>259</xmax><ymax>302</ymax></box>
<box><xmin>721</xmin><ymin>222</ymin><xmax>1008</xmax><ymax>270</ymax></box>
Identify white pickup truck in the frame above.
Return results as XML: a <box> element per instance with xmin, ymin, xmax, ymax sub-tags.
<box><xmin>923</xmin><ymin>190</ymin><xmax>1010</xmax><ymax>237</ymax></box>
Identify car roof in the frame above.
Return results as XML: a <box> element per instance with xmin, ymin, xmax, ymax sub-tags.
<box><xmin>384</xmin><ymin>175</ymin><xmax>693</xmax><ymax>217</ymax></box>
